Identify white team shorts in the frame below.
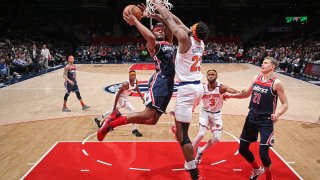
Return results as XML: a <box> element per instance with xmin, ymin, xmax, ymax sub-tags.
<box><xmin>116</xmin><ymin>97</ymin><xmax>135</xmax><ymax>113</ymax></box>
<box><xmin>199</xmin><ymin>109</ymin><xmax>223</xmax><ymax>131</ymax></box>
<box><xmin>175</xmin><ymin>83</ymin><xmax>204</xmax><ymax>123</ymax></box>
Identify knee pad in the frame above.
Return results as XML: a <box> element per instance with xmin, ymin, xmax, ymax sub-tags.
<box><xmin>179</xmin><ymin>123</ymin><xmax>191</xmax><ymax>147</ymax></box>
<box><xmin>75</xmin><ymin>91</ymin><xmax>82</xmax><ymax>100</ymax></box>
<box><xmin>259</xmin><ymin>145</ymin><xmax>271</xmax><ymax>167</ymax></box>
<box><xmin>64</xmin><ymin>93</ymin><xmax>70</xmax><ymax>101</ymax></box>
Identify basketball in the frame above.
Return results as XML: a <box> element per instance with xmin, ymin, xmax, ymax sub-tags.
<box><xmin>123</xmin><ymin>5</ymin><xmax>143</xmax><ymax>21</ymax></box>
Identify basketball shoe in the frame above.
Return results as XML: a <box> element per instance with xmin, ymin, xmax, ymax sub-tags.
<box><xmin>250</xmin><ymin>166</ymin><xmax>265</xmax><ymax>180</ymax></box>
<box><xmin>97</xmin><ymin>117</ymin><xmax>113</xmax><ymax>141</ymax></box>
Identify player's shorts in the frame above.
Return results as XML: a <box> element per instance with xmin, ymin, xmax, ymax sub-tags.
<box><xmin>64</xmin><ymin>81</ymin><xmax>79</xmax><ymax>93</ymax></box>
<box><xmin>240</xmin><ymin>112</ymin><xmax>274</xmax><ymax>146</ymax></box>
<box><xmin>175</xmin><ymin>81</ymin><xmax>204</xmax><ymax>123</ymax></box>
<box><xmin>199</xmin><ymin>109</ymin><xmax>223</xmax><ymax>131</ymax></box>
<box><xmin>116</xmin><ymin>97</ymin><xmax>135</xmax><ymax>113</ymax></box>
<box><xmin>145</xmin><ymin>72</ymin><xmax>174</xmax><ymax>113</ymax></box>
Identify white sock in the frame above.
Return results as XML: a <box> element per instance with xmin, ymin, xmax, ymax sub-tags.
<box><xmin>101</xmin><ymin>110</ymin><xmax>112</xmax><ymax>119</ymax></box>
<box><xmin>184</xmin><ymin>160</ymin><xmax>197</xmax><ymax>170</ymax></box>
<box><xmin>192</xmin><ymin>126</ymin><xmax>206</xmax><ymax>149</ymax></box>
<box><xmin>132</xmin><ymin>123</ymin><xmax>137</xmax><ymax>130</ymax></box>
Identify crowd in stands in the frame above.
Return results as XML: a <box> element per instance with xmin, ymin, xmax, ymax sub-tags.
<box><xmin>0</xmin><ymin>38</ymin><xmax>66</xmax><ymax>83</ymax></box>
<box><xmin>1</xmin><ymin>5</ymin><xmax>319</xmax><ymax>84</ymax></box>
<box><xmin>2</xmin><ymin>36</ymin><xmax>319</xmax><ymax>85</ymax></box>
<box><xmin>244</xmin><ymin>40</ymin><xmax>320</xmax><ymax>77</ymax></box>
<box><xmin>76</xmin><ymin>43</ymin><xmax>149</xmax><ymax>63</ymax></box>
<box><xmin>75</xmin><ymin>42</ymin><xmax>243</xmax><ymax>64</ymax></box>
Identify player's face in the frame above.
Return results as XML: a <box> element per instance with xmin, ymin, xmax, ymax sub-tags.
<box><xmin>68</xmin><ymin>56</ymin><xmax>75</xmax><ymax>63</ymax></box>
<box><xmin>153</xmin><ymin>28</ymin><xmax>165</xmax><ymax>41</ymax></box>
<box><xmin>207</xmin><ymin>71</ymin><xmax>218</xmax><ymax>83</ymax></box>
<box><xmin>261</xmin><ymin>59</ymin><xmax>274</xmax><ymax>73</ymax></box>
<box><xmin>129</xmin><ymin>73</ymin><xmax>136</xmax><ymax>81</ymax></box>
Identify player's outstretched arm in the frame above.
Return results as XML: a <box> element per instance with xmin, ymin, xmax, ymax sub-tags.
<box><xmin>166</xmin><ymin>10</ymin><xmax>189</xmax><ymax>32</ymax></box>
<box><xmin>220</xmin><ymin>84</ymin><xmax>240</xmax><ymax>94</ymax></box>
<box><xmin>154</xmin><ymin>4</ymin><xmax>189</xmax><ymax>44</ymax></box>
<box><xmin>124</xmin><ymin>13</ymin><xmax>157</xmax><ymax>56</ymax></box>
<box><xmin>135</xmin><ymin>79</ymin><xmax>145</xmax><ymax>104</ymax></box>
<box><xmin>113</xmin><ymin>82</ymin><xmax>129</xmax><ymax>110</ymax></box>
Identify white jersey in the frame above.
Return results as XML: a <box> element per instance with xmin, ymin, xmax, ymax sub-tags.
<box><xmin>115</xmin><ymin>80</ymin><xmax>136</xmax><ymax>100</ymax></box>
<box><xmin>202</xmin><ymin>82</ymin><xmax>223</xmax><ymax>113</ymax></box>
<box><xmin>175</xmin><ymin>37</ymin><xmax>204</xmax><ymax>82</ymax></box>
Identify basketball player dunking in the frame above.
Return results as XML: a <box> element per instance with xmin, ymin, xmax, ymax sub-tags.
<box><xmin>97</xmin><ymin>10</ymin><xmax>175</xmax><ymax>142</ymax></box>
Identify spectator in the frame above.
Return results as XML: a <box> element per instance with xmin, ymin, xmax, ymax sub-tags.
<box><xmin>41</xmin><ymin>44</ymin><xmax>51</xmax><ymax>69</ymax></box>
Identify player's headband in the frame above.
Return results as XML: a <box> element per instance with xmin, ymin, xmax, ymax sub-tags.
<box><xmin>192</xmin><ymin>23</ymin><xmax>201</xmax><ymax>42</ymax></box>
<box><xmin>152</xmin><ymin>24</ymin><xmax>164</xmax><ymax>33</ymax></box>
<box><xmin>206</xmin><ymin>69</ymin><xmax>217</xmax><ymax>75</ymax></box>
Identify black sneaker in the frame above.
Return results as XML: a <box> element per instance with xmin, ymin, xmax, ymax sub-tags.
<box><xmin>94</xmin><ymin>117</ymin><xmax>101</xmax><ymax>128</ymax></box>
<box><xmin>132</xmin><ymin>129</ymin><xmax>143</xmax><ymax>137</ymax></box>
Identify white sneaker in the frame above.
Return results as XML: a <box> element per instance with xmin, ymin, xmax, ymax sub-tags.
<box><xmin>249</xmin><ymin>166</ymin><xmax>265</xmax><ymax>180</ymax></box>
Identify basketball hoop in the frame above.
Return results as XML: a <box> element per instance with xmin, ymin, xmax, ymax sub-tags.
<box><xmin>145</xmin><ymin>0</ymin><xmax>173</xmax><ymax>17</ymax></box>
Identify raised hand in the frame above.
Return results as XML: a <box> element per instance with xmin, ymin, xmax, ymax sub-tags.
<box><xmin>123</xmin><ymin>13</ymin><xmax>137</xmax><ymax>26</ymax></box>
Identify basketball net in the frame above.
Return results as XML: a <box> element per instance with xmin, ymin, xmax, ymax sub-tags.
<box><xmin>145</xmin><ymin>0</ymin><xmax>173</xmax><ymax>18</ymax></box>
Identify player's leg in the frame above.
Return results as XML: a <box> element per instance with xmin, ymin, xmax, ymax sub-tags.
<box><xmin>196</xmin><ymin>112</ymin><xmax>223</xmax><ymax>164</ymax></box>
<box><xmin>125</xmin><ymin>101</ymin><xmax>143</xmax><ymax>137</ymax></box>
<box><xmin>94</xmin><ymin>98</ymin><xmax>124</xmax><ymax>128</ymax></box>
<box><xmin>192</xmin><ymin>109</ymin><xmax>209</xmax><ymax>150</ymax></box>
<box><xmin>200</xmin><ymin>112</ymin><xmax>223</xmax><ymax>152</ymax></box>
<box><xmin>97</xmin><ymin>90</ymin><xmax>165</xmax><ymax>141</ymax></box>
<box><xmin>239</xmin><ymin>115</ymin><xmax>264</xmax><ymax>179</ymax></box>
<box><xmin>175</xmin><ymin>83</ymin><xmax>203</xmax><ymax>180</ymax></box>
<box><xmin>73</xmin><ymin>84</ymin><xmax>90</xmax><ymax>110</ymax></box>
<box><xmin>97</xmin><ymin>76</ymin><xmax>170</xmax><ymax>141</ymax></box>
<box><xmin>62</xmin><ymin>82</ymin><xmax>71</xmax><ymax>112</ymax></box>
<box><xmin>259</xmin><ymin>118</ymin><xmax>274</xmax><ymax>180</ymax></box>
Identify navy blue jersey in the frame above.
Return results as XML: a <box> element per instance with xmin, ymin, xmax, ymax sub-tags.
<box><xmin>67</xmin><ymin>65</ymin><xmax>77</xmax><ymax>83</ymax></box>
<box><xmin>153</xmin><ymin>41</ymin><xmax>175</xmax><ymax>78</ymax></box>
<box><xmin>249</xmin><ymin>75</ymin><xmax>278</xmax><ymax>115</ymax></box>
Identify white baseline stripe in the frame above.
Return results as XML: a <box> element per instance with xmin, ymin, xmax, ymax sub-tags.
<box><xmin>21</xmin><ymin>142</ymin><xmax>59</xmax><ymax>180</ymax></box>
<box><xmin>82</xmin><ymin>149</ymin><xmax>89</xmax><ymax>156</ymax></box>
<box><xmin>172</xmin><ymin>168</ymin><xmax>185</xmax><ymax>171</ymax></box>
<box><xmin>82</xmin><ymin>132</ymin><xmax>97</xmax><ymax>145</ymax></box>
<box><xmin>233</xmin><ymin>169</ymin><xmax>242</xmax><ymax>171</ymax></box>
<box><xmin>211</xmin><ymin>160</ymin><xmax>226</xmax><ymax>166</ymax></box>
<box><xmin>96</xmin><ymin>160</ymin><xmax>112</xmax><ymax>166</ymax></box>
<box><xmin>129</xmin><ymin>167</ymin><xmax>151</xmax><ymax>171</ymax></box>
<box><xmin>81</xmin><ymin>170</ymin><xmax>90</xmax><ymax>172</ymax></box>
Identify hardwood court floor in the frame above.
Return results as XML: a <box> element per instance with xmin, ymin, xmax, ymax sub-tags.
<box><xmin>0</xmin><ymin>63</ymin><xmax>319</xmax><ymax>179</ymax></box>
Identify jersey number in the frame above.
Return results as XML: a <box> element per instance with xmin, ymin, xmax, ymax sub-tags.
<box><xmin>190</xmin><ymin>55</ymin><xmax>202</xmax><ymax>72</ymax></box>
<box><xmin>209</xmin><ymin>97</ymin><xmax>216</xmax><ymax>106</ymax></box>
<box><xmin>253</xmin><ymin>92</ymin><xmax>261</xmax><ymax>104</ymax></box>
